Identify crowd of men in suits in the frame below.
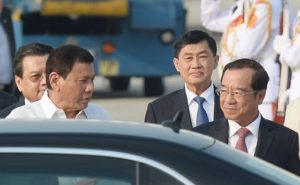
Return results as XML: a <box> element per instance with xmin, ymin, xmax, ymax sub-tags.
<box><xmin>145</xmin><ymin>30</ymin><xmax>299</xmax><ymax>175</ymax></box>
<box><xmin>145</xmin><ymin>0</ymin><xmax>300</xmax><ymax>175</ymax></box>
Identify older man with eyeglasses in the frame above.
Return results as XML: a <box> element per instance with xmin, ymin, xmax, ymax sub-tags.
<box><xmin>193</xmin><ymin>58</ymin><xmax>300</xmax><ymax>175</ymax></box>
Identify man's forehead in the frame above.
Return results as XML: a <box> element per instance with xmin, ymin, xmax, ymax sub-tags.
<box><xmin>66</xmin><ymin>62</ymin><xmax>94</xmax><ymax>76</ymax></box>
<box><xmin>180</xmin><ymin>44</ymin><xmax>212</xmax><ymax>55</ymax></box>
<box><xmin>222</xmin><ymin>69</ymin><xmax>253</xmax><ymax>84</ymax></box>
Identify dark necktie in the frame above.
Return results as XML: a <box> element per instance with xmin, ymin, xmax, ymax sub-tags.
<box><xmin>194</xmin><ymin>96</ymin><xmax>209</xmax><ymax>126</ymax></box>
<box><xmin>235</xmin><ymin>128</ymin><xmax>250</xmax><ymax>153</ymax></box>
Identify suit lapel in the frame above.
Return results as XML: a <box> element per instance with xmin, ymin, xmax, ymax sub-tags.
<box><xmin>175</xmin><ymin>89</ymin><xmax>193</xmax><ymax>129</ymax></box>
<box><xmin>179</xmin><ymin>85</ymin><xmax>224</xmax><ymax>130</ymax></box>
<box><xmin>209</xmin><ymin>119</ymin><xmax>229</xmax><ymax>144</ymax></box>
<box><xmin>254</xmin><ymin>118</ymin><xmax>274</xmax><ymax>158</ymax></box>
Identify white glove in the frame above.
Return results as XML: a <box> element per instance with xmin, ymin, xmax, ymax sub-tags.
<box><xmin>273</xmin><ymin>35</ymin><xmax>292</xmax><ymax>54</ymax></box>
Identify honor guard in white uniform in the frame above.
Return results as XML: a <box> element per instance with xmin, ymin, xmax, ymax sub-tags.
<box><xmin>0</xmin><ymin>1</ymin><xmax>12</xmax><ymax>89</ymax></box>
<box><xmin>274</xmin><ymin>11</ymin><xmax>300</xmax><ymax>144</ymax></box>
<box><xmin>201</xmin><ymin>0</ymin><xmax>282</xmax><ymax>120</ymax></box>
<box><xmin>273</xmin><ymin>11</ymin><xmax>300</xmax><ymax>103</ymax></box>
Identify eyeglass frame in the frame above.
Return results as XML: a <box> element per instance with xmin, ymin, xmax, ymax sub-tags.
<box><xmin>215</xmin><ymin>88</ymin><xmax>258</xmax><ymax>98</ymax></box>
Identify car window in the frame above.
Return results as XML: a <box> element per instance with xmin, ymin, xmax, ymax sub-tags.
<box><xmin>0</xmin><ymin>147</ymin><xmax>284</xmax><ymax>185</ymax></box>
<box><xmin>0</xmin><ymin>153</ymin><xmax>183</xmax><ymax>185</ymax></box>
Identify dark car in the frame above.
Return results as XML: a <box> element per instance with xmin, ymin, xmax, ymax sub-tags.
<box><xmin>0</xmin><ymin>120</ymin><xmax>298</xmax><ymax>185</ymax></box>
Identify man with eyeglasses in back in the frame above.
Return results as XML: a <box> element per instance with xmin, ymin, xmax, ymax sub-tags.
<box><xmin>193</xmin><ymin>58</ymin><xmax>299</xmax><ymax>175</ymax></box>
<box><xmin>0</xmin><ymin>43</ymin><xmax>53</xmax><ymax>118</ymax></box>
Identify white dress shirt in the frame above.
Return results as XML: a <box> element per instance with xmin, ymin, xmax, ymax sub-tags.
<box><xmin>6</xmin><ymin>91</ymin><xmax>112</xmax><ymax>120</ymax></box>
<box><xmin>228</xmin><ymin>114</ymin><xmax>261</xmax><ymax>156</ymax></box>
<box><xmin>24</xmin><ymin>98</ymin><xmax>31</xmax><ymax>105</ymax></box>
<box><xmin>185</xmin><ymin>82</ymin><xmax>215</xmax><ymax>128</ymax></box>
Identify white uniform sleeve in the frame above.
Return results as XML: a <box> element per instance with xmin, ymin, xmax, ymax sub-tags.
<box><xmin>0</xmin><ymin>23</ymin><xmax>12</xmax><ymax>84</ymax></box>
<box><xmin>279</xmin><ymin>36</ymin><xmax>300</xmax><ymax>68</ymax></box>
<box><xmin>200</xmin><ymin>0</ymin><xmax>234</xmax><ymax>32</ymax></box>
<box><xmin>284</xmin><ymin>98</ymin><xmax>300</xmax><ymax>139</ymax></box>
<box><xmin>234</xmin><ymin>3</ymin><xmax>270</xmax><ymax>58</ymax></box>
<box><xmin>273</xmin><ymin>35</ymin><xmax>292</xmax><ymax>55</ymax></box>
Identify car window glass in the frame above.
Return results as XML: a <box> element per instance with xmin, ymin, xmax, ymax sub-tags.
<box><xmin>0</xmin><ymin>153</ymin><xmax>183</xmax><ymax>185</ymax></box>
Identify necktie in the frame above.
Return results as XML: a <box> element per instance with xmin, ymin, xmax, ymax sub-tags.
<box><xmin>194</xmin><ymin>96</ymin><xmax>209</xmax><ymax>126</ymax></box>
<box><xmin>235</xmin><ymin>128</ymin><xmax>250</xmax><ymax>153</ymax></box>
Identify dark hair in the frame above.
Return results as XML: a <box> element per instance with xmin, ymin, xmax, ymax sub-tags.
<box><xmin>221</xmin><ymin>58</ymin><xmax>269</xmax><ymax>91</ymax></box>
<box><xmin>173</xmin><ymin>30</ymin><xmax>217</xmax><ymax>58</ymax></box>
<box><xmin>14</xmin><ymin>42</ymin><xmax>53</xmax><ymax>78</ymax></box>
<box><xmin>46</xmin><ymin>44</ymin><xmax>94</xmax><ymax>89</ymax></box>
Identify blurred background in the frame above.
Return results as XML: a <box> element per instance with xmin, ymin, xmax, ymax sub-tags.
<box><xmin>94</xmin><ymin>0</ymin><xmax>300</xmax><ymax>122</ymax></box>
<box><xmin>2</xmin><ymin>0</ymin><xmax>300</xmax><ymax>122</ymax></box>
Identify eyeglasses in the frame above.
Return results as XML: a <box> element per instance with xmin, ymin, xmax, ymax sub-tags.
<box><xmin>215</xmin><ymin>88</ymin><xmax>257</xmax><ymax>98</ymax></box>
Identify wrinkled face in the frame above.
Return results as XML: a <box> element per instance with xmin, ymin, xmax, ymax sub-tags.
<box><xmin>173</xmin><ymin>41</ymin><xmax>218</xmax><ymax>92</ymax></box>
<box><xmin>50</xmin><ymin>62</ymin><xmax>95</xmax><ymax>114</ymax></box>
<box><xmin>220</xmin><ymin>69</ymin><xmax>265</xmax><ymax>126</ymax></box>
<box><xmin>15</xmin><ymin>55</ymin><xmax>48</xmax><ymax>102</ymax></box>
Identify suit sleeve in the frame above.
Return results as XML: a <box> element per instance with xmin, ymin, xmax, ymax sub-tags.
<box><xmin>279</xmin><ymin>34</ymin><xmax>300</xmax><ymax>68</ymax></box>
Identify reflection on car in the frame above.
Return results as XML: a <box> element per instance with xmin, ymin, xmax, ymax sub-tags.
<box><xmin>0</xmin><ymin>119</ymin><xmax>299</xmax><ymax>185</ymax></box>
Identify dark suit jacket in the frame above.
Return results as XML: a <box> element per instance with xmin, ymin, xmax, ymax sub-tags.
<box><xmin>0</xmin><ymin>91</ymin><xmax>17</xmax><ymax>110</ymax></box>
<box><xmin>144</xmin><ymin>87</ymin><xmax>224</xmax><ymax>130</ymax></box>
<box><xmin>193</xmin><ymin>118</ymin><xmax>300</xmax><ymax>175</ymax></box>
<box><xmin>0</xmin><ymin>97</ymin><xmax>24</xmax><ymax>118</ymax></box>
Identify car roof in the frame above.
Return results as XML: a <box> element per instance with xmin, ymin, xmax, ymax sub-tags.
<box><xmin>0</xmin><ymin>119</ymin><xmax>299</xmax><ymax>185</ymax></box>
<box><xmin>0</xmin><ymin>119</ymin><xmax>214</xmax><ymax>149</ymax></box>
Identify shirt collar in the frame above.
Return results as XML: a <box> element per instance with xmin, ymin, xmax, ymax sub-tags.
<box><xmin>40</xmin><ymin>90</ymin><xmax>63</xmax><ymax>118</ymax></box>
<box><xmin>24</xmin><ymin>98</ymin><xmax>31</xmax><ymax>105</ymax></box>
<box><xmin>185</xmin><ymin>82</ymin><xmax>214</xmax><ymax>105</ymax></box>
<box><xmin>228</xmin><ymin>114</ymin><xmax>261</xmax><ymax>138</ymax></box>
<box><xmin>40</xmin><ymin>91</ymin><xmax>88</xmax><ymax>119</ymax></box>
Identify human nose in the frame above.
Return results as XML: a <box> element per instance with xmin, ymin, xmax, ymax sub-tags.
<box><xmin>85</xmin><ymin>80</ymin><xmax>94</xmax><ymax>93</ymax></box>
<box><xmin>223</xmin><ymin>91</ymin><xmax>236</xmax><ymax>103</ymax></box>
<box><xmin>40</xmin><ymin>74</ymin><xmax>46</xmax><ymax>86</ymax></box>
<box><xmin>191</xmin><ymin>57</ymin><xmax>201</xmax><ymax>68</ymax></box>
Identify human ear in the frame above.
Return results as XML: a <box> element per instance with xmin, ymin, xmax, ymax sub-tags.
<box><xmin>213</xmin><ymin>55</ymin><xmax>219</xmax><ymax>69</ymax></box>
<box><xmin>49</xmin><ymin>72</ymin><xmax>61</xmax><ymax>91</ymax></box>
<box><xmin>257</xmin><ymin>90</ymin><xmax>266</xmax><ymax>105</ymax></box>
<box><xmin>15</xmin><ymin>75</ymin><xmax>23</xmax><ymax>92</ymax></box>
<box><xmin>173</xmin><ymin>58</ymin><xmax>180</xmax><ymax>72</ymax></box>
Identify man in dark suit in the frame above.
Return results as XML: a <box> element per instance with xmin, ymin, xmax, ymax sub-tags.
<box><xmin>193</xmin><ymin>58</ymin><xmax>300</xmax><ymax>175</ymax></box>
<box><xmin>0</xmin><ymin>43</ymin><xmax>53</xmax><ymax>118</ymax></box>
<box><xmin>144</xmin><ymin>30</ymin><xmax>224</xmax><ymax>130</ymax></box>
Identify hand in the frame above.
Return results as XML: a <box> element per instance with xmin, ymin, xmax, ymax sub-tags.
<box><xmin>273</xmin><ymin>35</ymin><xmax>291</xmax><ymax>54</ymax></box>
